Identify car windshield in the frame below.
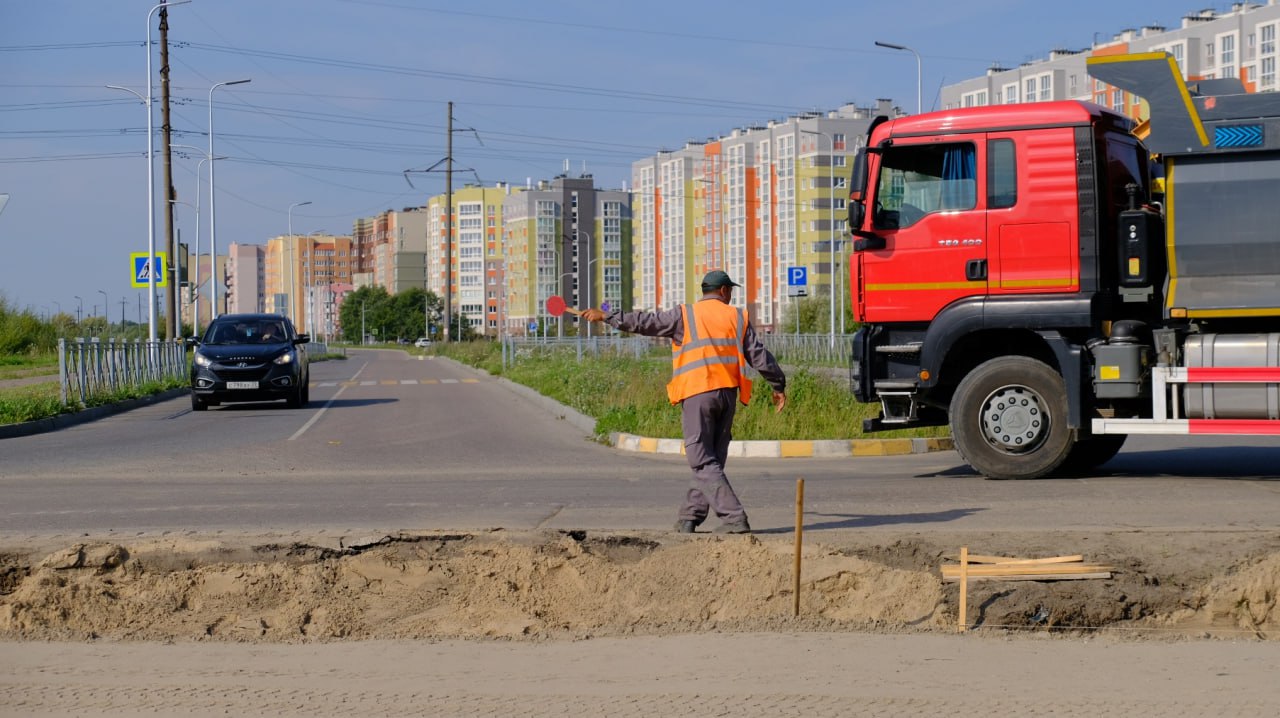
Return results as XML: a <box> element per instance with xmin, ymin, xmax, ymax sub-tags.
<box><xmin>204</xmin><ymin>320</ymin><xmax>288</xmax><ymax>345</ymax></box>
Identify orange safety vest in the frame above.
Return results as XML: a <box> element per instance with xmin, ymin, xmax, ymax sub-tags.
<box><xmin>666</xmin><ymin>300</ymin><xmax>753</xmax><ymax>405</ymax></box>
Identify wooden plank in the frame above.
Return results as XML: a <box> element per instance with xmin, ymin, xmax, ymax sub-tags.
<box><xmin>943</xmin><ymin>572</ymin><xmax>1112</xmax><ymax>583</ymax></box>
<box><xmin>950</xmin><ymin>554</ymin><xmax>1085</xmax><ymax>565</ymax></box>
<box><xmin>941</xmin><ymin>564</ymin><xmax>1113</xmax><ymax>577</ymax></box>
<box><xmin>958</xmin><ymin>546</ymin><xmax>968</xmax><ymax>633</ymax></box>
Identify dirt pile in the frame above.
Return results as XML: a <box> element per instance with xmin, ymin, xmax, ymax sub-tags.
<box><xmin>0</xmin><ymin>532</ymin><xmax>944</xmax><ymax>642</ymax></box>
<box><xmin>3</xmin><ymin>530</ymin><xmax>1280</xmax><ymax>642</ymax></box>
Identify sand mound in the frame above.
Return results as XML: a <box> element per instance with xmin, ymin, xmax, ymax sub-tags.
<box><xmin>1179</xmin><ymin>553</ymin><xmax>1280</xmax><ymax>636</ymax></box>
<box><xmin>0</xmin><ymin>533</ymin><xmax>946</xmax><ymax>642</ymax></box>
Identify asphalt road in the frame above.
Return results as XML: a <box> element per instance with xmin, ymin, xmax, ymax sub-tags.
<box><xmin>4</xmin><ymin>348</ymin><xmax>1280</xmax><ymax>537</ymax></box>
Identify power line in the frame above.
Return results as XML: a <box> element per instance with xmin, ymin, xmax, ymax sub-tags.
<box><xmin>176</xmin><ymin>42</ymin><xmax>806</xmax><ymax>114</ymax></box>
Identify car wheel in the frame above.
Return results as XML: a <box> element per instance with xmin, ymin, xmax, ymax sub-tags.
<box><xmin>950</xmin><ymin>356</ymin><xmax>1074</xmax><ymax>480</ymax></box>
<box><xmin>287</xmin><ymin>382</ymin><xmax>305</xmax><ymax>408</ymax></box>
<box><xmin>191</xmin><ymin>392</ymin><xmax>208</xmax><ymax>411</ymax></box>
<box><xmin>301</xmin><ymin>375</ymin><xmax>310</xmax><ymax>404</ymax></box>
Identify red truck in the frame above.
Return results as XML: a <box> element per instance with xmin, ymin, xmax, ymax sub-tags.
<box><xmin>849</xmin><ymin>52</ymin><xmax>1280</xmax><ymax>479</ymax></box>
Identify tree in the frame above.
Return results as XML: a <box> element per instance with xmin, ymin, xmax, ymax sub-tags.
<box><xmin>779</xmin><ymin>296</ymin><xmax>829</xmax><ymax>334</ymax></box>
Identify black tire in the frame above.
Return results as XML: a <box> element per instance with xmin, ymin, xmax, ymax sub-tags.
<box><xmin>287</xmin><ymin>384</ymin><xmax>302</xmax><ymax>408</ymax></box>
<box><xmin>191</xmin><ymin>392</ymin><xmax>208</xmax><ymax>412</ymax></box>
<box><xmin>950</xmin><ymin>356</ymin><xmax>1074</xmax><ymax>480</ymax></box>
<box><xmin>1059</xmin><ymin>434</ymin><xmax>1127</xmax><ymax>474</ymax></box>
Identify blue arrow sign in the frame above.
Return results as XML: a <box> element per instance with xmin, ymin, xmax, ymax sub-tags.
<box><xmin>601</xmin><ymin>301</ymin><xmax>611</xmax><ymax>312</ymax></box>
<box><xmin>788</xmin><ymin>266</ymin><xmax>807</xmax><ymax>286</ymax></box>
<box><xmin>528</xmin><ymin>321</ymin><xmax>538</xmax><ymax>332</ymax></box>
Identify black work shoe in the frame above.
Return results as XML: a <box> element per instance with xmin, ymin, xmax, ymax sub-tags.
<box><xmin>674</xmin><ymin>520</ymin><xmax>698</xmax><ymax>533</ymax></box>
<box><xmin>713</xmin><ymin>520</ymin><xmax>752</xmax><ymax>534</ymax></box>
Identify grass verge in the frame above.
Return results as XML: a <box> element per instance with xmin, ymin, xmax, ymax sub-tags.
<box><xmin>436</xmin><ymin>341</ymin><xmax>948</xmax><ymax>441</ymax></box>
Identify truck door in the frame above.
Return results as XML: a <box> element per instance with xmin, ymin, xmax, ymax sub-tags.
<box><xmin>986</xmin><ymin>129</ymin><xmax>1080</xmax><ymax>295</ymax></box>
<box><xmin>860</xmin><ymin>137</ymin><xmax>988</xmax><ymax>323</ymax></box>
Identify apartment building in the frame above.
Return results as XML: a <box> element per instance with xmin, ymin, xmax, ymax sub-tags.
<box><xmin>501</xmin><ymin>175</ymin><xmax>632</xmax><ymax>337</ymax></box>
<box><xmin>631</xmin><ymin>101</ymin><xmax>897</xmax><ymax>332</ymax></box>
<box><xmin>942</xmin><ymin>3</ymin><xmax>1280</xmax><ymax>114</ymax></box>
<box><xmin>264</xmin><ymin>232</ymin><xmax>353</xmax><ymax>336</ymax></box>
<box><xmin>225</xmin><ymin>243</ymin><xmax>263</xmax><ymax>316</ymax></box>
<box><xmin>425</xmin><ymin>184</ymin><xmax>520</xmax><ymax>337</ymax></box>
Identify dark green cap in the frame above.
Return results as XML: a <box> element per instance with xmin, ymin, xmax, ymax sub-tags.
<box><xmin>701</xmin><ymin>270</ymin><xmax>740</xmax><ymax>290</ymax></box>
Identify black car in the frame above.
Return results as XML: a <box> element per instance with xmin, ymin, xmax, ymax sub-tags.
<box><xmin>189</xmin><ymin>313</ymin><xmax>310</xmax><ymax>411</ymax></box>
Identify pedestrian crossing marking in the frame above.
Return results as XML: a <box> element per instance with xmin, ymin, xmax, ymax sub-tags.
<box><xmin>441</xmin><ymin>379</ymin><xmax>459</xmax><ymax>384</ymax></box>
<box><xmin>400</xmin><ymin>379</ymin><xmax>418</xmax><ymax>385</ymax></box>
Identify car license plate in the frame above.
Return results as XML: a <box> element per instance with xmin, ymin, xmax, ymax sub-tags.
<box><xmin>227</xmin><ymin>381</ymin><xmax>258</xmax><ymax>390</ymax></box>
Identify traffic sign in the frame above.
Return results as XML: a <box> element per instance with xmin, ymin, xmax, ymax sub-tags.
<box><xmin>601</xmin><ymin>301</ymin><xmax>611</xmax><ymax>312</ymax></box>
<box><xmin>528</xmin><ymin>321</ymin><xmax>538</xmax><ymax>332</ymax></box>
<box><xmin>787</xmin><ymin>266</ymin><xmax>808</xmax><ymax>297</ymax></box>
<box><xmin>130</xmin><ymin>252</ymin><xmax>169</xmax><ymax>288</ymax></box>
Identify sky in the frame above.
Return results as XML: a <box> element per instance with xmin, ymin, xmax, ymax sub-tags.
<box><xmin>1</xmin><ymin>0</ymin><xmax>1200</xmax><ymax>322</ymax></box>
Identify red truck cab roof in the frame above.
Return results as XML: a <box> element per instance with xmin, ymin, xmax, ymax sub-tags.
<box><xmin>875</xmin><ymin>101</ymin><xmax>1134</xmax><ymax>140</ymax></box>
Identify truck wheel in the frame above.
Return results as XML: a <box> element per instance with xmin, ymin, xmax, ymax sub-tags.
<box><xmin>1060</xmin><ymin>434</ymin><xmax>1127</xmax><ymax>474</ymax></box>
<box><xmin>950</xmin><ymin>356</ymin><xmax>1073</xmax><ymax>480</ymax></box>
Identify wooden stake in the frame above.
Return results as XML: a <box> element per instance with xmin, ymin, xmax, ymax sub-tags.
<box><xmin>793</xmin><ymin>478</ymin><xmax>804</xmax><ymax>617</ymax></box>
<box><xmin>958</xmin><ymin>546</ymin><xmax>968</xmax><ymax>633</ymax></box>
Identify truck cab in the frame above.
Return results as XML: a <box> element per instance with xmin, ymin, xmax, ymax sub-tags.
<box><xmin>849</xmin><ymin>101</ymin><xmax>1158</xmax><ymax>478</ymax></box>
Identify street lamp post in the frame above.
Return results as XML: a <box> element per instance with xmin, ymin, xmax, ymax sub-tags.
<box><xmin>208</xmin><ymin>77</ymin><xmax>251</xmax><ymax>320</ymax></box>
<box><xmin>102</xmin><ymin>1</ymin><xmax>190</xmax><ymax>344</ymax></box>
<box><xmin>97</xmin><ymin>290</ymin><xmax>108</xmax><ymax>330</ymax></box>
<box><xmin>73</xmin><ymin>296</ymin><xmax>83</xmax><ymax>325</ymax></box>
<box><xmin>172</xmin><ymin>144</ymin><xmax>224</xmax><ymax>336</ymax></box>
<box><xmin>288</xmin><ymin>200</ymin><xmax>311</xmax><ymax>332</ymax></box>
<box><xmin>875</xmin><ymin>40</ymin><xmax>922</xmax><ymax>115</ymax></box>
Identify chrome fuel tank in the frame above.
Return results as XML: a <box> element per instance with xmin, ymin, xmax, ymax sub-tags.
<box><xmin>1183</xmin><ymin>333</ymin><xmax>1280</xmax><ymax>419</ymax></box>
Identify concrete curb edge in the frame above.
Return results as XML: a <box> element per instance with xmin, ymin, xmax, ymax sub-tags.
<box><xmin>609</xmin><ymin>432</ymin><xmax>954</xmax><ymax>458</ymax></box>
<box><xmin>407</xmin><ymin>356</ymin><xmax>956</xmax><ymax>458</ymax></box>
<box><xmin>0</xmin><ymin>388</ymin><xmax>189</xmax><ymax>440</ymax></box>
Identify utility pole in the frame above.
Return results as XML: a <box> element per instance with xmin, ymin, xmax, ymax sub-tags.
<box><xmin>445</xmin><ymin>101</ymin><xmax>453</xmax><ymax>343</ymax></box>
<box><xmin>159</xmin><ymin>5</ymin><xmax>177</xmax><ymax>339</ymax></box>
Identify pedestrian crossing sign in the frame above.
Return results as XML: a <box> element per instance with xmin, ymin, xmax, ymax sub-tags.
<box><xmin>130</xmin><ymin>252</ymin><xmax>169</xmax><ymax>288</ymax></box>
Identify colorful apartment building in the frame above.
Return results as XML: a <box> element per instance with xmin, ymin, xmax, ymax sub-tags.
<box><xmin>943</xmin><ymin>4</ymin><xmax>1280</xmax><ymax>116</ymax></box>
<box><xmin>501</xmin><ymin>175</ymin><xmax>632</xmax><ymax>337</ymax></box>
<box><xmin>264</xmin><ymin>232</ymin><xmax>353</xmax><ymax>337</ymax></box>
<box><xmin>631</xmin><ymin>102</ymin><xmax>897</xmax><ymax>332</ymax></box>
<box><xmin>425</xmin><ymin>184</ymin><xmax>520</xmax><ymax>337</ymax></box>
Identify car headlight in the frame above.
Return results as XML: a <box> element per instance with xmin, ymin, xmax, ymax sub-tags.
<box><xmin>273</xmin><ymin>352</ymin><xmax>295</xmax><ymax>365</ymax></box>
<box><xmin>193</xmin><ymin>353</ymin><xmax>212</xmax><ymax>367</ymax></box>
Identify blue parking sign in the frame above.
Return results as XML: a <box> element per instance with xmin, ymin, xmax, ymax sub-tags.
<box><xmin>788</xmin><ymin>266</ymin><xmax>807</xmax><ymax>286</ymax></box>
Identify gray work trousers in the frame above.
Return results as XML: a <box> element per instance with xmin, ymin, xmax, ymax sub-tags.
<box><xmin>678</xmin><ymin>387</ymin><xmax>746</xmax><ymax>524</ymax></box>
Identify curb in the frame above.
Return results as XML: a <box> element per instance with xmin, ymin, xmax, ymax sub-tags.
<box><xmin>609</xmin><ymin>433</ymin><xmax>954</xmax><ymax>458</ymax></box>
<box><xmin>400</xmin><ymin>356</ymin><xmax>956</xmax><ymax>459</ymax></box>
<box><xmin>0</xmin><ymin>388</ymin><xmax>189</xmax><ymax>440</ymax></box>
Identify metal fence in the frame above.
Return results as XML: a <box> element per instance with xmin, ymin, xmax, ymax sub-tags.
<box><xmin>58</xmin><ymin>337</ymin><xmax>188</xmax><ymax>407</ymax></box>
<box><xmin>497</xmin><ymin>333</ymin><xmax>855</xmax><ymax>368</ymax></box>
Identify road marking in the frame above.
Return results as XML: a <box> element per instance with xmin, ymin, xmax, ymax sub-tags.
<box><xmin>441</xmin><ymin>379</ymin><xmax>459</xmax><ymax>384</ymax></box>
<box><xmin>380</xmin><ymin>380</ymin><xmax>398</xmax><ymax>386</ymax></box>
<box><xmin>400</xmin><ymin>379</ymin><xmax>418</xmax><ymax>385</ymax></box>
<box><xmin>291</xmin><ymin>361</ymin><xmax>369</xmax><ymax>442</ymax></box>
<box><xmin>360</xmin><ymin>381</ymin><xmax>376</xmax><ymax>386</ymax></box>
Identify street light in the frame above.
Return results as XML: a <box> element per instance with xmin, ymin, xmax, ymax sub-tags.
<box><xmin>171</xmin><ymin>145</ymin><xmax>222</xmax><ymax>336</ymax></box>
<box><xmin>875</xmin><ymin>40</ymin><xmax>922</xmax><ymax>115</ymax></box>
<box><xmin>802</xmin><ymin>128</ymin><xmax>837</xmax><ymax>349</ymax></box>
<box><xmin>101</xmin><ymin>1</ymin><xmax>190</xmax><ymax>343</ymax></box>
<box><xmin>208</xmin><ymin>77</ymin><xmax>251</xmax><ymax>320</ymax></box>
<box><xmin>73</xmin><ymin>296</ymin><xmax>83</xmax><ymax>325</ymax></box>
<box><xmin>97</xmin><ymin>290</ymin><xmax>108</xmax><ymax>330</ymax></box>
<box><xmin>288</xmin><ymin>200</ymin><xmax>311</xmax><ymax>332</ymax></box>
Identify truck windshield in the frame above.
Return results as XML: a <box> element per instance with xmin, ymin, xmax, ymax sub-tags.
<box><xmin>873</xmin><ymin>143</ymin><xmax>977</xmax><ymax>229</ymax></box>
